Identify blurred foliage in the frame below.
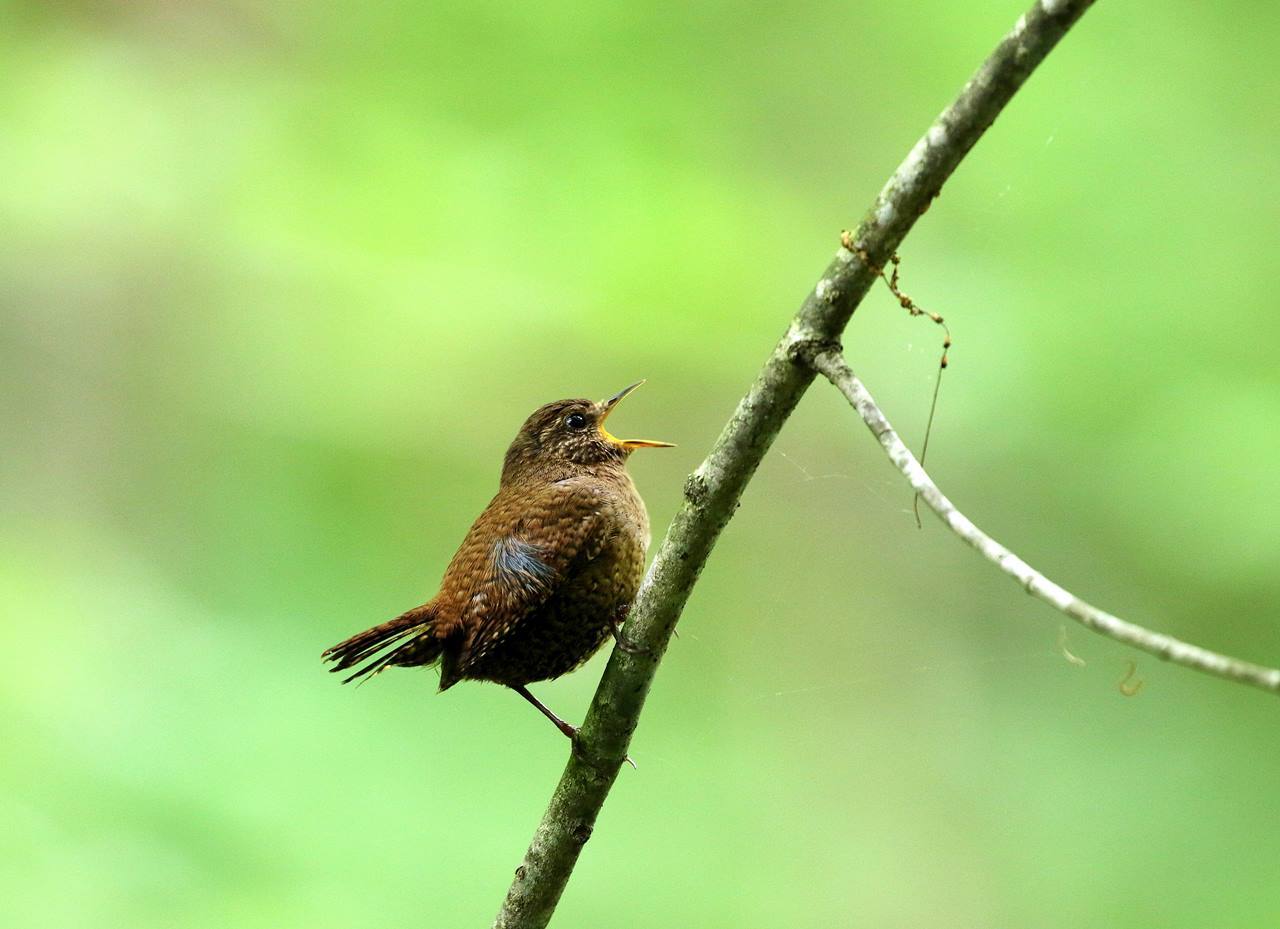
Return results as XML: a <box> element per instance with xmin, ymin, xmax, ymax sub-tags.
<box><xmin>3</xmin><ymin>1</ymin><xmax>1280</xmax><ymax>927</ymax></box>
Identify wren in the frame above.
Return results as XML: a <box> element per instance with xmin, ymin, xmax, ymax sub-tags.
<box><xmin>322</xmin><ymin>381</ymin><xmax>673</xmax><ymax>746</ymax></box>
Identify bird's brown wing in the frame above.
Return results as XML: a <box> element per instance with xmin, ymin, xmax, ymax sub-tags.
<box><xmin>452</xmin><ymin>478</ymin><xmax>610</xmax><ymax>671</ymax></box>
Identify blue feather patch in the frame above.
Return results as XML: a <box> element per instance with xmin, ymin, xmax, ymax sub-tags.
<box><xmin>491</xmin><ymin>536</ymin><xmax>556</xmax><ymax>597</ymax></box>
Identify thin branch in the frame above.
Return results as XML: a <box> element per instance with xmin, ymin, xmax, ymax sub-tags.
<box><xmin>811</xmin><ymin>349</ymin><xmax>1280</xmax><ymax>694</ymax></box>
<box><xmin>493</xmin><ymin>1</ymin><xmax>1098</xmax><ymax>926</ymax></box>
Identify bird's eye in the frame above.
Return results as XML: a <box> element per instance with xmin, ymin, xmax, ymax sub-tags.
<box><xmin>565</xmin><ymin>412</ymin><xmax>588</xmax><ymax>431</ymax></box>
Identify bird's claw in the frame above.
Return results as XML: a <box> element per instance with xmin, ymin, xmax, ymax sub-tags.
<box><xmin>610</xmin><ymin>618</ymin><xmax>652</xmax><ymax>657</ymax></box>
<box><xmin>568</xmin><ymin>728</ymin><xmax>637</xmax><ymax>770</ymax></box>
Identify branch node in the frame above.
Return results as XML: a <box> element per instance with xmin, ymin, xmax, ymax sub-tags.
<box><xmin>839</xmin><ymin>229</ymin><xmax>881</xmax><ymax>274</ymax></box>
<box><xmin>788</xmin><ymin>338</ymin><xmax>843</xmax><ymax>368</ymax></box>
<box><xmin>683</xmin><ymin>473</ymin><xmax>709</xmax><ymax>505</ymax></box>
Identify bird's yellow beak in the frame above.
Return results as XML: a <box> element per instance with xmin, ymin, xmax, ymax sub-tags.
<box><xmin>599</xmin><ymin>381</ymin><xmax>675</xmax><ymax>450</ymax></box>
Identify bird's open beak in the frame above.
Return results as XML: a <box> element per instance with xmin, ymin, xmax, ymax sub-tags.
<box><xmin>599</xmin><ymin>381</ymin><xmax>675</xmax><ymax>450</ymax></box>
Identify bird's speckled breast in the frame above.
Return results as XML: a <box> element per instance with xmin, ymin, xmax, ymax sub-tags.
<box><xmin>467</xmin><ymin>479</ymin><xmax>648</xmax><ymax>686</ymax></box>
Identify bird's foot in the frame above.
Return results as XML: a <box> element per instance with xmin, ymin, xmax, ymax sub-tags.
<box><xmin>610</xmin><ymin>617</ymin><xmax>652</xmax><ymax>657</ymax></box>
<box><xmin>565</xmin><ymin>725</ymin><xmax>637</xmax><ymax>770</ymax></box>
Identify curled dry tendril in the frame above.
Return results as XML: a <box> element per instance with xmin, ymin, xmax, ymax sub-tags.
<box><xmin>841</xmin><ymin>232</ymin><xmax>952</xmax><ymax>528</ymax></box>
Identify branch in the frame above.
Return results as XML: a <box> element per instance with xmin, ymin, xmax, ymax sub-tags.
<box><xmin>493</xmin><ymin>2</ymin><xmax>1097</xmax><ymax>926</ymax></box>
<box><xmin>810</xmin><ymin>350</ymin><xmax>1280</xmax><ymax>694</ymax></box>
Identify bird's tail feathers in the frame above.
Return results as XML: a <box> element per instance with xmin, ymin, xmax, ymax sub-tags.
<box><xmin>321</xmin><ymin>603</ymin><xmax>444</xmax><ymax>685</ymax></box>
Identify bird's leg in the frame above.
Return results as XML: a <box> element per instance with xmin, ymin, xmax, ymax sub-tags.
<box><xmin>512</xmin><ymin>684</ymin><xmax>578</xmax><ymax>740</ymax></box>
<box><xmin>511</xmin><ymin>684</ymin><xmax>637</xmax><ymax>769</ymax></box>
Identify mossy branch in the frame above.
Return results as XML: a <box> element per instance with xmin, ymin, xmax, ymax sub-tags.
<box><xmin>493</xmin><ymin>1</ymin><xmax>1098</xmax><ymax>925</ymax></box>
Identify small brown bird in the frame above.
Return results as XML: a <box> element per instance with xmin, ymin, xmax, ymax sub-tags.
<box><xmin>322</xmin><ymin>382</ymin><xmax>673</xmax><ymax>745</ymax></box>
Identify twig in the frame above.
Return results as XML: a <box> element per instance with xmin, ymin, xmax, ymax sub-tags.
<box><xmin>810</xmin><ymin>349</ymin><xmax>1280</xmax><ymax>695</ymax></box>
<box><xmin>493</xmin><ymin>2</ymin><xmax>1098</xmax><ymax>926</ymax></box>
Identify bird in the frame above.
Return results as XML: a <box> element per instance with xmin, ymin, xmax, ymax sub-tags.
<box><xmin>322</xmin><ymin>381</ymin><xmax>673</xmax><ymax>747</ymax></box>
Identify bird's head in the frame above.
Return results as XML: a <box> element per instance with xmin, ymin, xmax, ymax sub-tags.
<box><xmin>502</xmin><ymin>381</ymin><xmax>674</xmax><ymax>483</ymax></box>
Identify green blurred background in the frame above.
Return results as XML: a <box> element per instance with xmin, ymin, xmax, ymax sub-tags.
<box><xmin>4</xmin><ymin>1</ymin><xmax>1279</xmax><ymax>926</ymax></box>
